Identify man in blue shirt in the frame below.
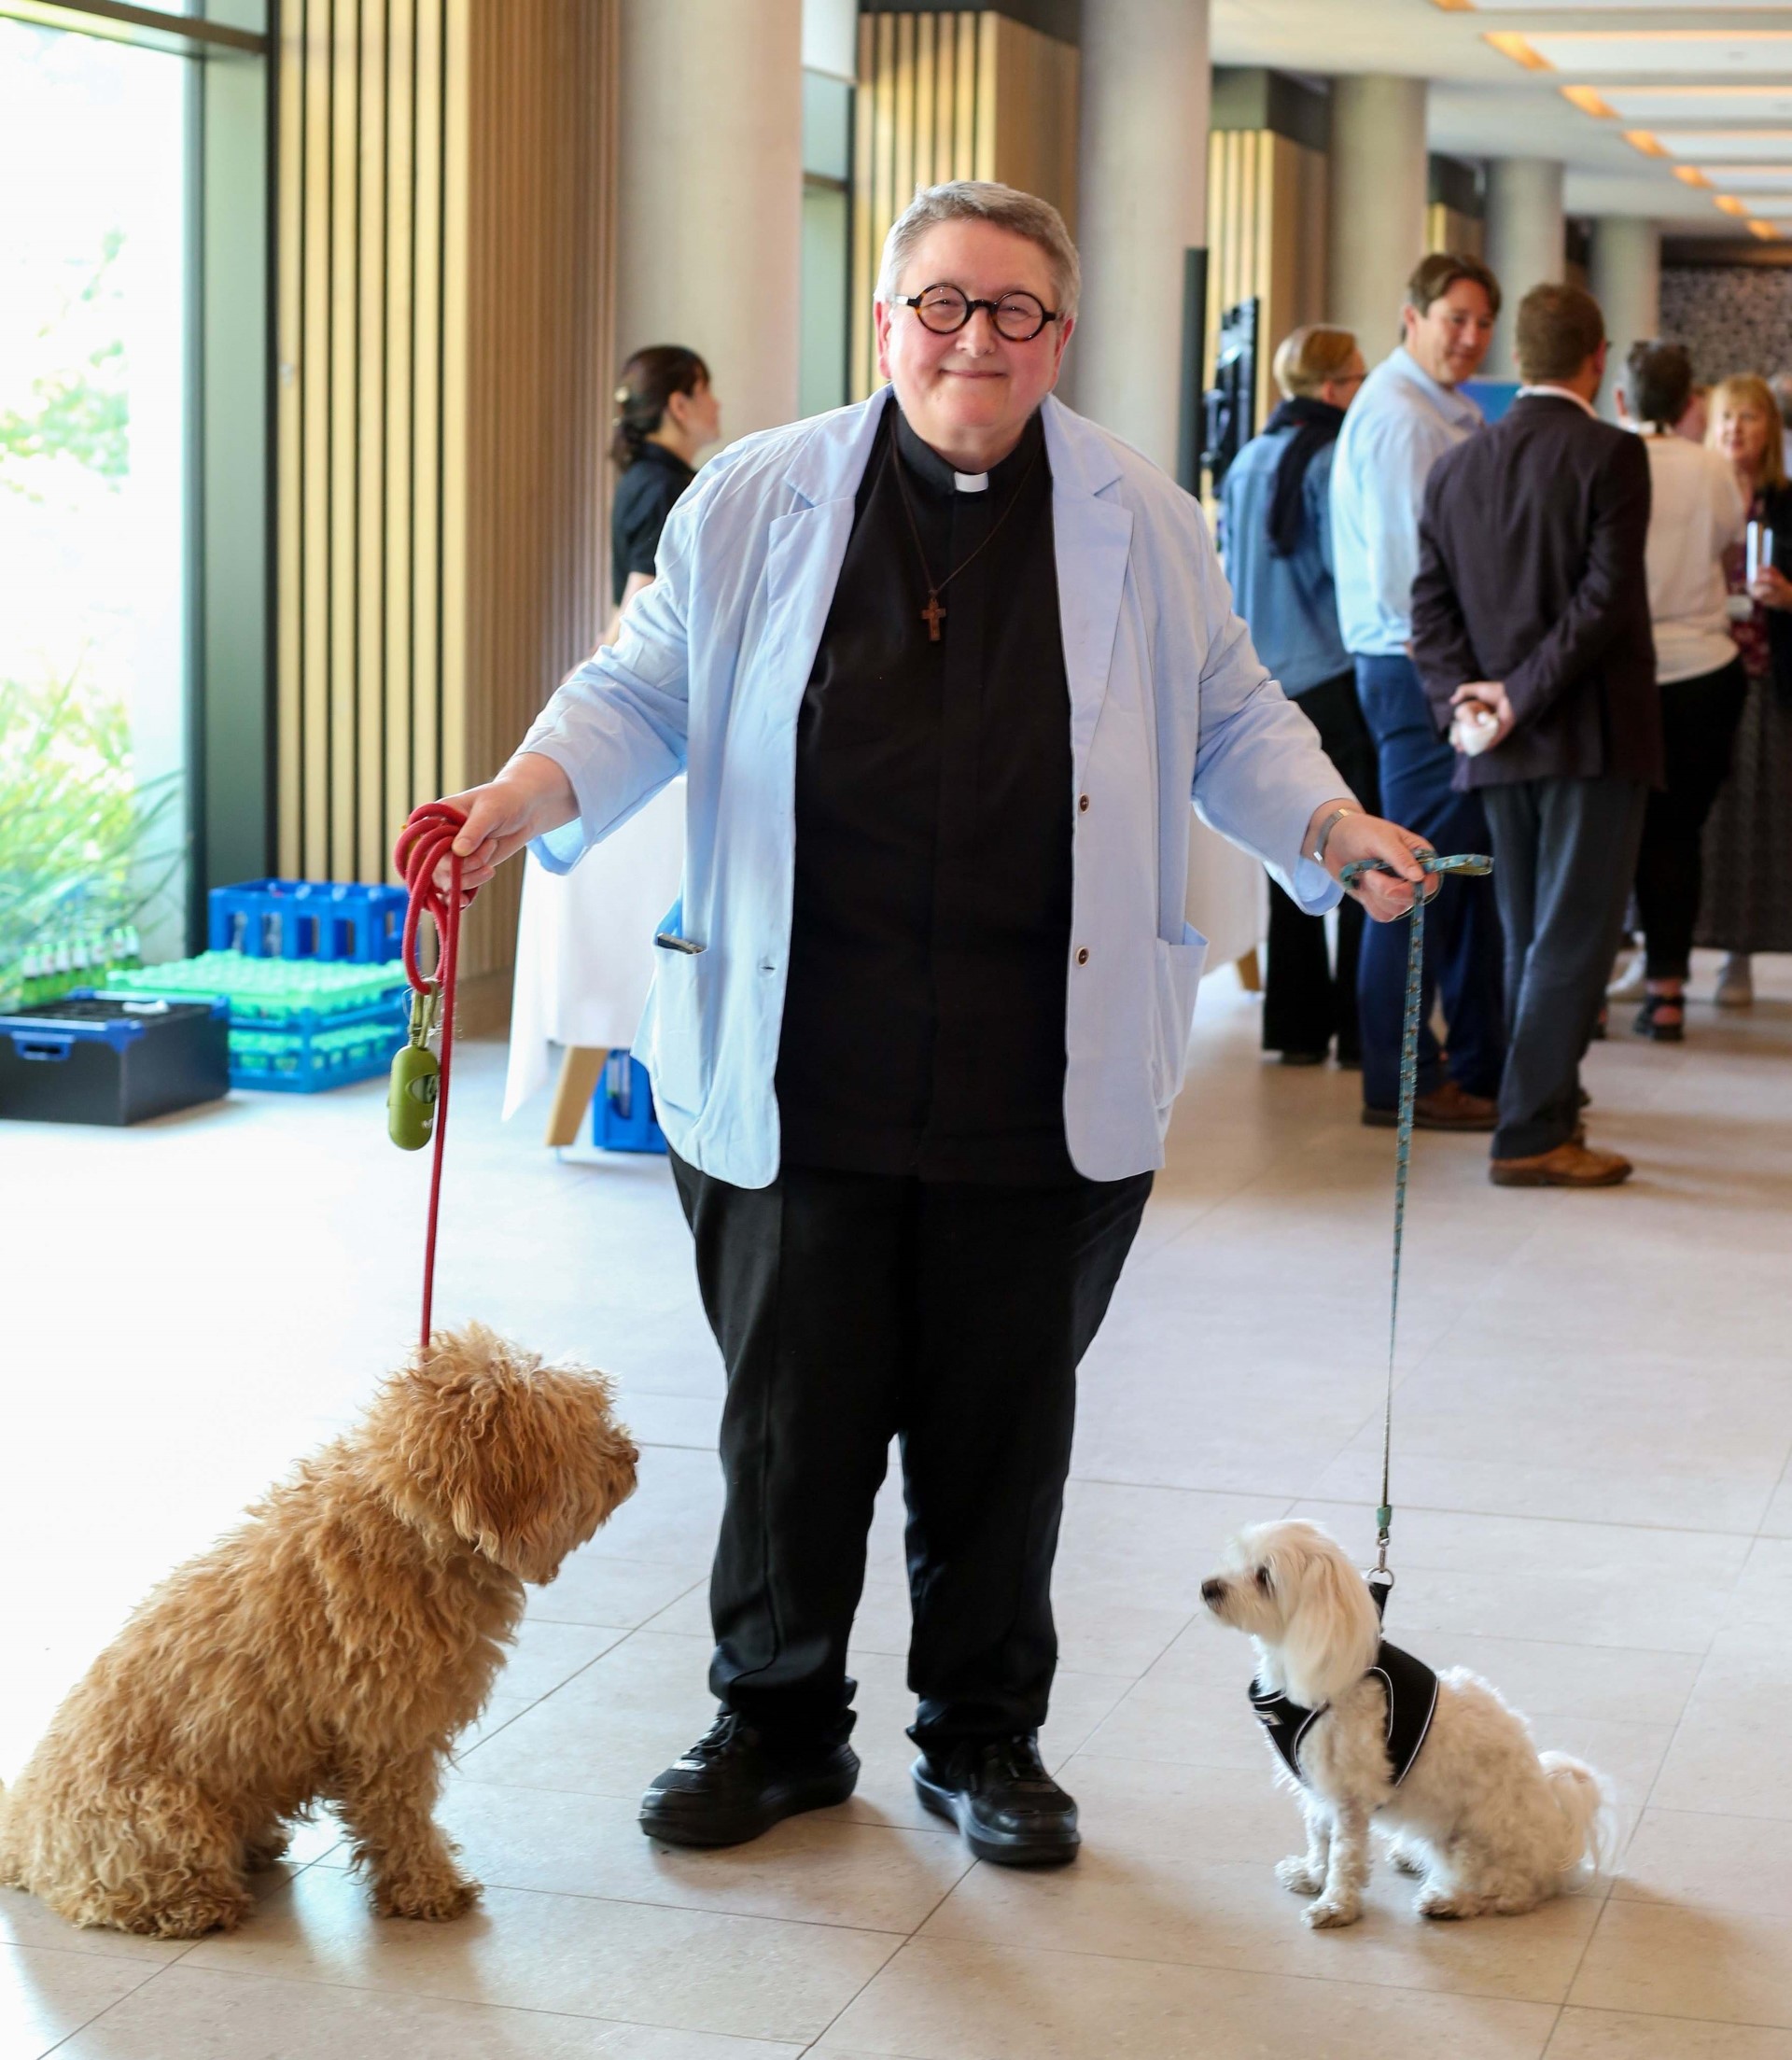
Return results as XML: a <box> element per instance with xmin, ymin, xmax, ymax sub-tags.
<box><xmin>1332</xmin><ymin>252</ymin><xmax>1507</xmax><ymax>1131</ymax></box>
<box><xmin>1221</xmin><ymin>325</ymin><xmax>1375</xmax><ymax>1066</ymax></box>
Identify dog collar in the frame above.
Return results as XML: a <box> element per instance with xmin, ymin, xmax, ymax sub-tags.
<box><xmin>1250</xmin><ymin>1639</ymin><xmax>1439</xmax><ymax>1789</ymax></box>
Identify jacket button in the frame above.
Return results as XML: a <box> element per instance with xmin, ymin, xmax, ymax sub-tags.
<box><xmin>1078</xmin><ymin>793</ymin><xmax>1090</xmax><ymax>812</ymax></box>
<box><xmin>1076</xmin><ymin>946</ymin><xmax>1089</xmax><ymax>966</ymax></box>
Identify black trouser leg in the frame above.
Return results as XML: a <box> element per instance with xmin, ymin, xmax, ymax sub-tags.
<box><xmin>1482</xmin><ymin>776</ymin><xmax>1647</xmax><ymax>1160</ymax></box>
<box><xmin>672</xmin><ymin>1154</ymin><xmax>908</xmax><ymax>1739</ymax></box>
<box><xmin>1262</xmin><ymin>670</ymin><xmax>1379</xmax><ymax>1061</ymax></box>
<box><xmin>672</xmin><ymin>1151</ymin><xmax>1151</xmax><ymax>1746</ymax></box>
<box><xmin>1635</xmin><ymin>661</ymin><xmax>1748</xmax><ymax>980</ymax></box>
<box><xmin>902</xmin><ymin>1173</ymin><xmax>1153</xmax><ymax>1752</ymax></box>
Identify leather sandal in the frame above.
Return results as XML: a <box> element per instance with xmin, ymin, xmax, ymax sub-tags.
<box><xmin>1633</xmin><ymin>991</ymin><xmax>1685</xmax><ymax>1044</ymax></box>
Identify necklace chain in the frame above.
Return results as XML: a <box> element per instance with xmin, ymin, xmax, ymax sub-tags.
<box><xmin>889</xmin><ymin>425</ymin><xmax>1043</xmax><ymax>642</ymax></box>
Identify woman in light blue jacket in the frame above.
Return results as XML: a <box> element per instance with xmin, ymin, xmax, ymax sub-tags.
<box><xmin>427</xmin><ymin>184</ymin><xmax>1430</xmax><ymax>1870</ymax></box>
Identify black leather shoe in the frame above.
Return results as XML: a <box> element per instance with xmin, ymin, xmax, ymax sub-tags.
<box><xmin>911</xmin><ymin>1733</ymin><xmax>1079</xmax><ymax>1867</ymax></box>
<box><xmin>639</xmin><ymin>1712</ymin><xmax>859</xmax><ymax>1849</ymax></box>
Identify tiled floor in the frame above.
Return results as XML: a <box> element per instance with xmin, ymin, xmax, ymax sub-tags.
<box><xmin>4</xmin><ymin>953</ymin><xmax>1790</xmax><ymax>2058</ymax></box>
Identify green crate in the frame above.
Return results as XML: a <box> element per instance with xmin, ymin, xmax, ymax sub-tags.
<box><xmin>106</xmin><ymin>951</ymin><xmax>408</xmax><ymax>1024</ymax></box>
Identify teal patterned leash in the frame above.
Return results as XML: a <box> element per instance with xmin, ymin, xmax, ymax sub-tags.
<box><xmin>1339</xmin><ymin>848</ymin><xmax>1493</xmax><ymax>1603</ymax></box>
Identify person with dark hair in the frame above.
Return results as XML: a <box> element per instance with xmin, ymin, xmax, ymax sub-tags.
<box><xmin>609</xmin><ymin>345</ymin><xmax>720</xmax><ymax>627</ymax></box>
<box><xmin>1220</xmin><ymin>325</ymin><xmax>1376</xmax><ymax>1066</ymax></box>
<box><xmin>1412</xmin><ymin>283</ymin><xmax>1661</xmax><ymax>1185</ymax></box>
<box><xmin>1331</xmin><ymin>250</ymin><xmax>1506</xmax><ymax>1134</ymax></box>
<box><xmin>1615</xmin><ymin>342</ymin><xmax>1747</xmax><ymax>1041</ymax></box>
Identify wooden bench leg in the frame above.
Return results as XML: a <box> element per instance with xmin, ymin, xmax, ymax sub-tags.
<box><xmin>545</xmin><ymin>1045</ymin><xmax>607</xmax><ymax>1147</ymax></box>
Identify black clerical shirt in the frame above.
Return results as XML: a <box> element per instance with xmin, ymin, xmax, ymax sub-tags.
<box><xmin>774</xmin><ymin>403</ymin><xmax>1075</xmax><ymax>1184</ymax></box>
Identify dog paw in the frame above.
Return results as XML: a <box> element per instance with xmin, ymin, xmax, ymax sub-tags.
<box><xmin>373</xmin><ymin>1872</ymin><xmax>482</xmax><ymax>1922</ymax></box>
<box><xmin>1304</xmin><ymin>1897</ymin><xmax>1361</xmax><ymax>1930</ymax></box>
<box><xmin>1416</xmin><ymin>1887</ymin><xmax>1476</xmax><ymax>1921</ymax></box>
<box><xmin>140</xmin><ymin>1890</ymin><xmax>252</xmax><ymax>1939</ymax></box>
<box><xmin>1276</xmin><ymin>1856</ymin><xmax>1323</xmax><ymax>1896</ymax></box>
<box><xmin>243</xmin><ymin>1832</ymin><xmax>291</xmax><ymax>1872</ymax></box>
<box><xmin>1388</xmin><ymin>1843</ymin><xmax>1425</xmax><ymax>1877</ymax></box>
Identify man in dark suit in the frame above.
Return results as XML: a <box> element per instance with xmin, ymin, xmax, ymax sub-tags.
<box><xmin>1411</xmin><ymin>283</ymin><xmax>1662</xmax><ymax>1187</ymax></box>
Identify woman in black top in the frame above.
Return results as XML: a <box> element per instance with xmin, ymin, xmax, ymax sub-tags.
<box><xmin>609</xmin><ymin>345</ymin><xmax>720</xmax><ymax>629</ymax></box>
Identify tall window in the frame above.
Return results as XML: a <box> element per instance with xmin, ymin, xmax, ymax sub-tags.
<box><xmin>0</xmin><ymin>18</ymin><xmax>191</xmax><ymax>985</ymax></box>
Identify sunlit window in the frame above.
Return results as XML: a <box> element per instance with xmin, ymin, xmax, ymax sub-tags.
<box><xmin>0</xmin><ymin>18</ymin><xmax>189</xmax><ymax>1002</ymax></box>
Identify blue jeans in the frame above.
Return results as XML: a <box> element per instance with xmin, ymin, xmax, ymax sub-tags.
<box><xmin>1352</xmin><ymin>653</ymin><xmax>1505</xmax><ymax>1110</ymax></box>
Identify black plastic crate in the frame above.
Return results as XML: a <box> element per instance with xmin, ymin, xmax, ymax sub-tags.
<box><xmin>0</xmin><ymin>994</ymin><xmax>231</xmax><ymax>1126</ymax></box>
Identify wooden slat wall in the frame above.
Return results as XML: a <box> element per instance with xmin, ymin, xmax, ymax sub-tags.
<box><xmin>1426</xmin><ymin>202</ymin><xmax>1486</xmax><ymax>262</ymax></box>
<box><xmin>1206</xmin><ymin>129</ymin><xmax>1330</xmax><ymax>437</ymax></box>
<box><xmin>276</xmin><ymin>0</ymin><xmax>619</xmax><ymax>1013</ymax></box>
<box><xmin>850</xmin><ymin>10</ymin><xmax>1079</xmax><ymax>401</ymax></box>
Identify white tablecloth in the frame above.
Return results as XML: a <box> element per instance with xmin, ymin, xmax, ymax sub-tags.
<box><xmin>503</xmin><ymin>781</ymin><xmax>1266</xmax><ymax>1121</ymax></box>
<box><xmin>502</xmin><ymin>778</ymin><xmax>686</xmax><ymax>1120</ymax></box>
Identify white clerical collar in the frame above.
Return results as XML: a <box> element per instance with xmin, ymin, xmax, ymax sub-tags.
<box><xmin>1517</xmin><ymin>384</ymin><xmax>1599</xmax><ymax>420</ymax></box>
<box><xmin>954</xmin><ymin>470</ymin><xmax>989</xmax><ymax>493</ymax></box>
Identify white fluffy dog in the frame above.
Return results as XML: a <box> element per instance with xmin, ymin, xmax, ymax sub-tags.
<box><xmin>1202</xmin><ymin>1520</ymin><xmax>1607</xmax><ymax>1928</ymax></box>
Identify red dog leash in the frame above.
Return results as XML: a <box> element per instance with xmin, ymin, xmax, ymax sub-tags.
<box><xmin>391</xmin><ymin>802</ymin><xmax>477</xmax><ymax>1352</ymax></box>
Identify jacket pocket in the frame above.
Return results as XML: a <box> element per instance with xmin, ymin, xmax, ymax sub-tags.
<box><xmin>645</xmin><ymin>906</ymin><xmax>706</xmax><ymax>1113</ymax></box>
<box><xmin>1151</xmin><ymin>923</ymin><xmax>1209</xmax><ymax>1107</ymax></box>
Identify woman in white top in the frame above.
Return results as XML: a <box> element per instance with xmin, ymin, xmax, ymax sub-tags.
<box><xmin>1624</xmin><ymin>343</ymin><xmax>1748</xmax><ymax>1042</ymax></box>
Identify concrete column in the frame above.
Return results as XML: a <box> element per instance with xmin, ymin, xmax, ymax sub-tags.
<box><xmin>1590</xmin><ymin>216</ymin><xmax>1662</xmax><ymax>421</ymax></box>
<box><xmin>1326</xmin><ymin>76</ymin><xmax>1429</xmax><ymax>370</ymax></box>
<box><xmin>1072</xmin><ymin>0</ymin><xmax>1210</xmax><ymax>474</ymax></box>
<box><xmin>616</xmin><ymin>0</ymin><xmax>804</xmax><ymax>440</ymax></box>
<box><xmin>1484</xmin><ymin>157</ymin><xmax>1565</xmax><ymax>377</ymax></box>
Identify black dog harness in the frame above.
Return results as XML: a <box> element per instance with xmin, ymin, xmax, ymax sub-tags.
<box><xmin>1250</xmin><ymin>1640</ymin><xmax>1439</xmax><ymax>1788</ymax></box>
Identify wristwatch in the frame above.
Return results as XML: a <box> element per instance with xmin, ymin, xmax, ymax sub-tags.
<box><xmin>1310</xmin><ymin>806</ymin><xmax>1357</xmax><ymax>867</ymax></box>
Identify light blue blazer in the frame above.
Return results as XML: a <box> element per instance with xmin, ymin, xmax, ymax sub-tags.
<box><xmin>520</xmin><ymin>388</ymin><xmax>1348</xmax><ymax>1188</ymax></box>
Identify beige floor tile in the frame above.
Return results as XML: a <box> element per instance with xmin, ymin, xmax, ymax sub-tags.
<box><xmin>1617</xmin><ymin>1809</ymin><xmax>1792</xmax><ymax>1917</ymax></box>
<box><xmin>53</xmin><ymin>1964</ymin><xmax>805</xmax><ymax>2058</ymax></box>
<box><xmin>182</xmin><ymin>1865</ymin><xmax>898</xmax><ymax>2045</ymax></box>
<box><xmin>1570</xmin><ymin>1898</ymin><xmax>1792</xmax><ymax>2026</ymax></box>
<box><xmin>1545</xmin><ymin>2007</ymin><xmax>1792</xmax><ymax>2059</ymax></box>
<box><xmin>528</xmin><ymin>1553</ymin><xmax>707</xmax><ymax>1633</ymax></box>
<box><xmin>0</xmin><ymin>1941</ymin><xmax>162</xmax><ymax>2060</ymax></box>
<box><xmin>494</xmin><ymin>1618</ymin><xmax>631</xmax><ymax>1702</ymax></box>
<box><xmin>918</xmin><ymin>1843</ymin><xmax>1602</xmax><ymax>2001</ymax></box>
<box><xmin>455</xmin><ymin>1631</ymin><xmax>718</xmax><ymax>1802</ymax></box>
<box><xmin>817</xmin><ymin>1936</ymin><xmax>1557</xmax><ymax>2059</ymax></box>
<box><xmin>1648</xmin><ymin>1637</ymin><xmax>1792</xmax><ymax>1820</ymax></box>
<box><xmin>0</xmin><ymin>1885</ymin><xmax>189</xmax><ymax>1965</ymax></box>
<box><xmin>318</xmin><ymin>1777</ymin><xmax>972</xmax><ymax>1933</ymax></box>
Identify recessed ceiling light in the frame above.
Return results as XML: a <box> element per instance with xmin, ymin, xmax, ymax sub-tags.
<box><xmin>1715</xmin><ymin>196</ymin><xmax>1752</xmax><ymax>217</ymax></box>
<box><xmin>1485</xmin><ymin>31</ymin><xmax>1550</xmax><ymax>72</ymax></box>
<box><xmin>1621</xmin><ymin>130</ymin><xmax>1670</xmax><ymax>159</ymax></box>
<box><xmin>1749</xmin><ymin>221</ymin><xmax>1781</xmax><ymax>240</ymax></box>
<box><xmin>1561</xmin><ymin>86</ymin><xmax>1618</xmax><ymax>120</ymax></box>
<box><xmin>1673</xmin><ymin>167</ymin><xmax>1714</xmax><ymax>189</ymax></box>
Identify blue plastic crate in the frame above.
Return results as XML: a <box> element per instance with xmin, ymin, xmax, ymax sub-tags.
<box><xmin>207</xmin><ymin>879</ymin><xmax>408</xmax><ymax>963</ymax></box>
<box><xmin>592</xmin><ymin>1050</ymin><xmax>667</xmax><ymax>1154</ymax></box>
<box><xmin>225</xmin><ymin>992</ymin><xmax>410</xmax><ymax>1093</ymax></box>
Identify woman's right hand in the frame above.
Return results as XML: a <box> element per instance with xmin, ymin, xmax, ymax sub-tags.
<box><xmin>428</xmin><ymin>752</ymin><xmax>579</xmax><ymax>892</ymax></box>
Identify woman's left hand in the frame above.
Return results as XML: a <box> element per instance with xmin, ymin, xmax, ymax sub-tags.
<box><xmin>1748</xmin><ymin>564</ymin><xmax>1792</xmax><ymax>610</ymax></box>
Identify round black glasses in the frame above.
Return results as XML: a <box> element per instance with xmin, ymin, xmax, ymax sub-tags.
<box><xmin>890</xmin><ymin>283</ymin><xmax>1059</xmax><ymax>343</ymax></box>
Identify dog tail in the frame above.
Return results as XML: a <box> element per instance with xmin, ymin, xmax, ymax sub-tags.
<box><xmin>1541</xmin><ymin>1752</ymin><xmax>1610</xmax><ymax>1873</ymax></box>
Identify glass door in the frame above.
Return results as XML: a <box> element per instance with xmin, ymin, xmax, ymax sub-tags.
<box><xmin>0</xmin><ymin>15</ymin><xmax>190</xmax><ymax>1002</ymax></box>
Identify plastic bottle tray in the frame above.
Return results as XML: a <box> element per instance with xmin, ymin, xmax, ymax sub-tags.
<box><xmin>105</xmin><ymin>956</ymin><xmax>410</xmax><ymax>1093</ymax></box>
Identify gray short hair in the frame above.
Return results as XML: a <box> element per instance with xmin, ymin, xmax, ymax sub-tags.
<box><xmin>876</xmin><ymin>181</ymin><xmax>1080</xmax><ymax>321</ymax></box>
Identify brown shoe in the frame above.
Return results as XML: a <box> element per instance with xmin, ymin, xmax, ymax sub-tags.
<box><xmin>1362</xmin><ymin>1080</ymin><xmax>1498</xmax><ymax>1132</ymax></box>
<box><xmin>1490</xmin><ymin>1142</ymin><xmax>1631</xmax><ymax>1187</ymax></box>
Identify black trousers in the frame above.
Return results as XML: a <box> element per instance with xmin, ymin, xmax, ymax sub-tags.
<box><xmin>1263</xmin><ymin>670</ymin><xmax>1380</xmax><ymax>1061</ymax></box>
<box><xmin>1481</xmin><ymin>775</ymin><xmax>1647</xmax><ymax>1160</ymax></box>
<box><xmin>669</xmin><ymin>1152</ymin><xmax>1153</xmax><ymax>1750</ymax></box>
<box><xmin>1636</xmin><ymin>659</ymin><xmax>1748</xmax><ymax>979</ymax></box>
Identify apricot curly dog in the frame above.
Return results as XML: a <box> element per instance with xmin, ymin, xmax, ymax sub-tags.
<box><xmin>0</xmin><ymin>1324</ymin><xmax>637</xmax><ymax>1938</ymax></box>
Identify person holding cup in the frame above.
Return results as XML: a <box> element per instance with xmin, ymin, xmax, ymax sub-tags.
<box><xmin>1696</xmin><ymin>374</ymin><xmax>1792</xmax><ymax>1004</ymax></box>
